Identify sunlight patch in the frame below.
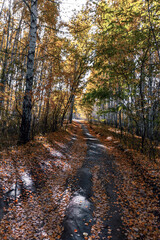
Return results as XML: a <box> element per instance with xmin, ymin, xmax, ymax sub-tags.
<box><xmin>54</xmin><ymin>160</ymin><xmax>71</xmax><ymax>172</ymax></box>
<box><xmin>20</xmin><ymin>171</ymin><xmax>35</xmax><ymax>190</ymax></box>
<box><xmin>42</xmin><ymin>143</ymin><xmax>64</xmax><ymax>158</ymax></box>
<box><xmin>49</xmin><ymin>149</ymin><xmax>64</xmax><ymax>158</ymax></box>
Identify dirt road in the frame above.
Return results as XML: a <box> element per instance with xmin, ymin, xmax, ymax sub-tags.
<box><xmin>62</xmin><ymin>123</ymin><xmax>126</xmax><ymax>239</ymax></box>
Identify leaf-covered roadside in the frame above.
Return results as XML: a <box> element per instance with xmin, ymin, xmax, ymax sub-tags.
<box><xmin>0</xmin><ymin>122</ymin><xmax>87</xmax><ymax>240</ymax></box>
<box><xmin>86</xmin><ymin>123</ymin><xmax>160</xmax><ymax>240</ymax></box>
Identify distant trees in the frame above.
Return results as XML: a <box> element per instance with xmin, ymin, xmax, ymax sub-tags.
<box><xmin>82</xmin><ymin>0</ymin><xmax>160</xmax><ymax>151</ymax></box>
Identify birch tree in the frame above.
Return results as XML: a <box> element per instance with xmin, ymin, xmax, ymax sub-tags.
<box><xmin>19</xmin><ymin>0</ymin><xmax>38</xmax><ymax>144</ymax></box>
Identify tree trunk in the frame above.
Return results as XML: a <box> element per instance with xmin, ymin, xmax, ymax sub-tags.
<box><xmin>148</xmin><ymin>51</ymin><xmax>153</xmax><ymax>139</ymax></box>
<box><xmin>69</xmin><ymin>95</ymin><xmax>75</xmax><ymax>124</ymax></box>
<box><xmin>0</xmin><ymin>2</ymin><xmax>11</xmax><ymax>113</ymax></box>
<box><xmin>119</xmin><ymin>110</ymin><xmax>123</xmax><ymax>137</ymax></box>
<box><xmin>19</xmin><ymin>0</ymin><xmax>37</xmax><ymax>144</ymax></box>
<box><xmin>61</xmin><ymin>93</ymin><xmax>74</xmax><ymax>127</ymax></box>
<box><xmin>139</xmin><ymin>65</ymin><xmax>146</xmax><ymax>151</ymax></box>
<box><xmin>43</xmin><ymin>90</ymin><xmax>51</xmax><ymax>133</ymax></box>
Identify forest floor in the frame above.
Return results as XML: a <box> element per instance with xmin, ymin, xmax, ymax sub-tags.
<box><xmin>0</xmin><ymin>121</ymin><xmax>160</xmax><ymax>240</ymax></box>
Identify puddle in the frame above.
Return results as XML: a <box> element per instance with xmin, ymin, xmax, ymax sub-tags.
<box><xmin>84</xmin><ymin>138</ymin><xmax>97</xmax><ymax>141</ymax></box>
<box><xmin>62</xmin><ymin>167</ymin><xmax>93</xmax><ymax>239</ymax></box>
<box><xmin>91</xmin><ymin>145</ymin><xmax>97</xmax><ymax>149</ymax></box>
<box><xmin>62</xmin><ymin>193</ymin><xmax>93</xmax><ymax>240</ymax></box>
<box><xmin>97</xmin><ymin>143</ymin><xmax>108</xmax><ymax>149</ymax></box>
<box><xmin>88</xmin><ymin>149</ymin><xmax>99</xmax><ymax>154</ymax></box>
<box><xmin>85</xmin><ymin>133</ymin><xmax>93</xmax><ymax>137</ymax></box>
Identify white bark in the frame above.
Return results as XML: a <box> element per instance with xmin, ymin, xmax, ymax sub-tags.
<box><xmin>19</xmin><ymin>0</ymin><xmax>37</xmax><ymax>143</ymax></box>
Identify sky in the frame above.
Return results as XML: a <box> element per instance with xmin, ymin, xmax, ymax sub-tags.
<box><xmin>60</xmin><ymin>0</ymin><xmax>87</xmax><ymax>22</ymax></box>
<box><xmin>0</xmin><ymin>0</ymin><xmax>87</xmax><ymax>23</ymax></box>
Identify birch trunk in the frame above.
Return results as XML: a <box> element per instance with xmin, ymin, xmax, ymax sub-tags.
<box><xmin>19</xmin><ymin>0</ymin><xmax>37</xmax><ymax>144</ymax></box>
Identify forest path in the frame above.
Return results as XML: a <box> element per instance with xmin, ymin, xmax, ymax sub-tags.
<box><xmin>1</xmin><ymin>122</ymin><xmax>159</xmax><ymax>239</ymax></box>
<box><xmin>62</xmin><ymin>122</ymin><xmax>126</xmax><ymax>240</ymax></box>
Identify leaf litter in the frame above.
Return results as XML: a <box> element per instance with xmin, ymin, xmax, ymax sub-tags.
<box><xmin>1</xmin><ymin>121</ymin><xmax>159</xmax><ymax>239</ymax></box>
<box><xmin>87</xmin><ymin>123</ymin><xmax>160</xmax><ymax>240</ymax></box>
<box><xmin>0</xmin><ymin>122</ymin><xmax>87</xmax><ymax>240</ymax></box>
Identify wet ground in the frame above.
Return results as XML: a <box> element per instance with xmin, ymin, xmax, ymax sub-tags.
<box><xmin>1</xmin><ymin>122</ymin><xmax>159</xmax><ymax>239</ymax></box>
<box><xmin>0</xmin><ymin>122</ymin><xmax>126</xmax><ymax>239</ymax></box>
<box><xmin>62</xmin><ymin>123</ymin><xmax>126</xmax><ymax>240</ymax></box>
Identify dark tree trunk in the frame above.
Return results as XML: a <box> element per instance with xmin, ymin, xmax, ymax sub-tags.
<box><xmin>43</xmin><ymin>90</ymin><xmax>51</xmax><ymax>133</ymax></box>
<box><xmin>69</xmin><ymin>95</ymin><xmax>75</xmax><ymax>124</ymax></box>
<box><xmin>0</xmin><ymin>2</ymin><xmax>11</xmax><ymax>113</ymax></box>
